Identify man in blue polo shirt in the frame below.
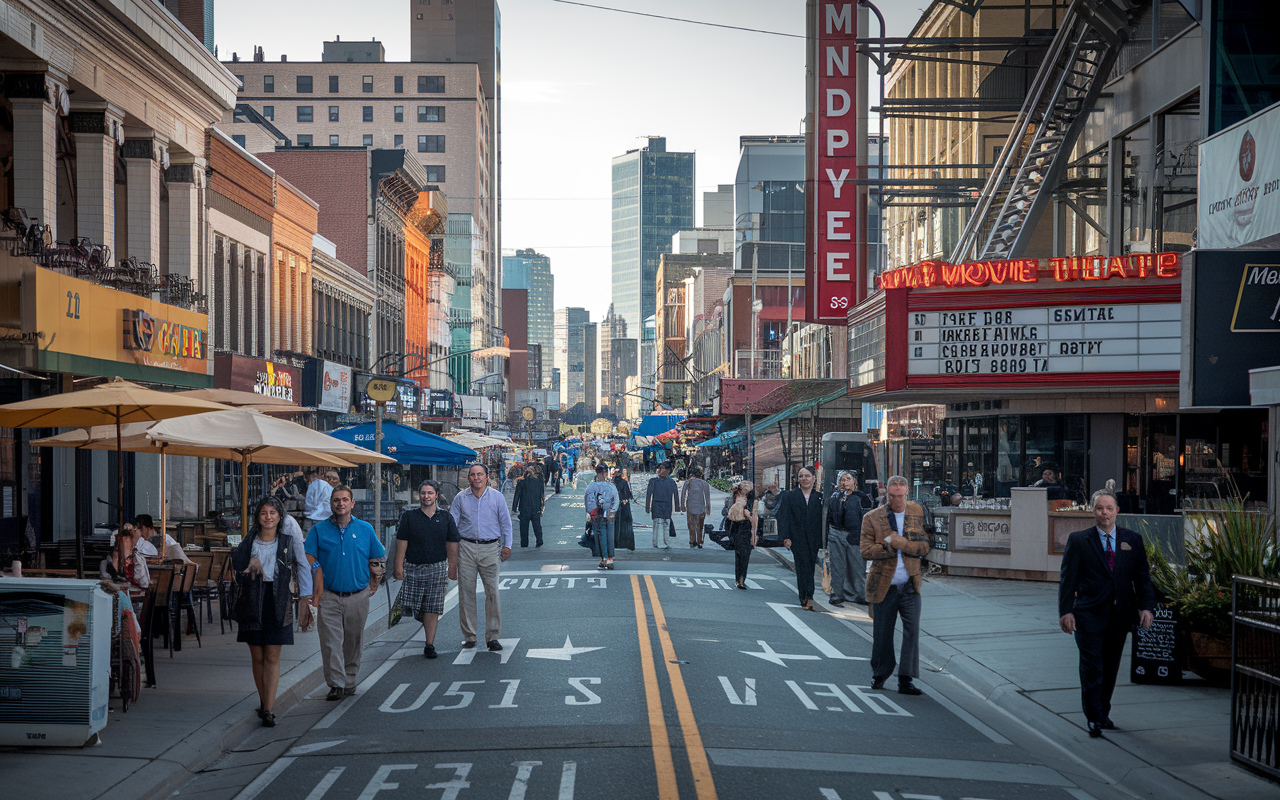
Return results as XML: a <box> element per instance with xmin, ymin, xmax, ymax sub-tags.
<box><xmin>305</xmin><ymin>485</ymin><xmax>386</xmax><ymax>701</ymax></box>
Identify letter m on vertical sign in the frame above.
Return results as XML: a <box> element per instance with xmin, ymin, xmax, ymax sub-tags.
<box><xmin>805</xmin><ymin>1</ymin><xmax>862</xmax><ymax>324</ymax></box>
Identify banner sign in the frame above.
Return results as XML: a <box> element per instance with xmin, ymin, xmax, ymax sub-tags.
<box><xmin>1200</xmin><ymin>102</ymin><xmax>1280</xmax><ymax>249</ymax></box>
<box><xmin>214</xmin><ymin>355</ymin><xmax>300</xmax><ymax>402</ymax></box>
<box><xmin>1191</xmin><ymin>250</ymin><xmax>1280</xmax><ymax>406</ymax></box>
<box><xmin>908</xmin><ymin>303</ymin><xmax>1181</xmax><ymax>376</ymax></box>
<box><xmin>805</xmin><ymin>1</ymin><xmax>862</xmax><ymax>324</ymax></box>
<box><xmin>318</xmin><ymin>361</ymin><xmax>353</xmax><ymax>412</ymax></box>
<box><xmin>1229</xmin><ymin>259</ymin><xmax>1280</xmax><ymax>332</ymax></box>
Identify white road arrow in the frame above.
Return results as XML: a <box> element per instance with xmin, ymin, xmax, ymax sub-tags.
<box><xmin>740</xmin><ymin>640</ymin><xmax>823</xmax><ymax>667</ymax></box>
<box><xmin>525</xmin><ymin>636</ymin><xmax>605</xmax><ymax>661</ymax></box>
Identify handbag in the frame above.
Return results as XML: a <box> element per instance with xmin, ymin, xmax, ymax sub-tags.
<box><xmin>388</xmin><ymin>583</ymin><xmax>404</xmax><ymax>628</ymax></box>
<box><xmin>668</xmin><ymin>519</ymin><xmax>676</xmax><ymax>538</ymax></box>
<box><xmin>820</xmin><ymin>549</ymin><xmax>832</xmax><ymax>595</ymax></box>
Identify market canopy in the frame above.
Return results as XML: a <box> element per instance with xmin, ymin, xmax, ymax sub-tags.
<box><xmin>327</xmin><ymin>422</ymin><xmax>477</xmax><ymax>466</ymax></box>
<box><xmin>444</xmin><ymin>430</ymin><xmax>517</xmax><ymax>451</ymax></box>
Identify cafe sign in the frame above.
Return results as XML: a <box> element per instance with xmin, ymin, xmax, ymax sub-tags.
<box><xmin>214</xmin><ymin>355</ymin><xmax>300</xmax><ymax>402</ymax></box>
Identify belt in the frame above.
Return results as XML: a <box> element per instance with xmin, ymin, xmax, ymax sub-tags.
<box><xmin>461</xmin><ymin>537</ymin><xmax>499</xmax><ymax>544</ymax></box>
<box><xmin>327</xmin><ymin>588</ymin><xmax>365</xmax><ymax>597</ymax></box>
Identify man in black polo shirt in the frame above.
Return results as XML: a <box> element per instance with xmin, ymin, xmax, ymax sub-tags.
<box><xmin>393</xmin><ymin>480</ymin><xmax>460</xmax><ymax>658</ymax></box>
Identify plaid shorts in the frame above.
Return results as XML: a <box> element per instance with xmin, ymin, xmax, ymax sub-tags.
<box><xmin>401</xmin><ymin>560</ymin><xmax>449</xmax><ymax>620</ymax></box>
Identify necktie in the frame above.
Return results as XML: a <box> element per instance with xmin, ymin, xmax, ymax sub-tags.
<box><xmin>1105</xmin><ymin>534</ymin><xmax>1115</xmax><ymax>571</ymax></box>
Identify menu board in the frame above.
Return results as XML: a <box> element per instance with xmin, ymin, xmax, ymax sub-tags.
<box><xmin>1130</xmin><ymin>603</ymin><xmax>1182</xmax><ymax>684</ymax></box>
<box><xmin>907</xmin><ymin>304</ymin><xmax>1180</xmax><ymax>376</ymax></box>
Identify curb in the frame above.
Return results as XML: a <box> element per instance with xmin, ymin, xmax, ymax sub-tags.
<box><xmin>121</xmin><ymin>598</ymin><xmax>396</xmax><ymax>800</ymax></box>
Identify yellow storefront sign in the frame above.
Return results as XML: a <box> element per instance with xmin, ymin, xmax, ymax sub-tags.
<box><xmin>28</xmin><ymin>268</ymin><xmax>210</xmax><ymax>376</ymax></box>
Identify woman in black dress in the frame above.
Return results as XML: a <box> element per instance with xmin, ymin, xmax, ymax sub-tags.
<box><xmin>726</xmin><ymin>481</ymin><xmax>757</xmax><ymax>589</ymax></box>
<box><xmin>613</xmin><ymin>467</ymin><xmax>636</xmax><ymax>552</ymax></box>
<box><xmin>779</xmin><ymin>466</ymin><xmax>825</xmax><ymax>610</ymax></box>
<box><xmin>393</xmin><ymin>480</ymin><xmax>459</xmax><ymax>659</ymax></box>
<box><xmin>233</xmin><ymin>497</ymin><xmax>312</xmax><ymax>727</ymax></box>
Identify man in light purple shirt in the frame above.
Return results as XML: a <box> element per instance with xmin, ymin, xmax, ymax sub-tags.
<box><xmin>449</xmin><ymin>463</ymin><xmax>513</xmax><ymax>650</ymax></box>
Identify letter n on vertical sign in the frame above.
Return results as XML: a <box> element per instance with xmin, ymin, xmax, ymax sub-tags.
<box><xmin>806</xmin><ymin>1</ymin><xmax>861</xmax><ymax>324</ymax></box>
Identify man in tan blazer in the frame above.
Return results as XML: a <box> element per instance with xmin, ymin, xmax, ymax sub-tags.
<box><xmin>860</xmin><ymin>475</ymin><xmax>931</xmax><ymax>695</ymax></box>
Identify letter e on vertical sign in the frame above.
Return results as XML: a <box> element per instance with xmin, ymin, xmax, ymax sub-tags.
<box><xmin>806</xmin><ymin>1</ymin><xmax>862</xmax><ymax>324</ymax></box>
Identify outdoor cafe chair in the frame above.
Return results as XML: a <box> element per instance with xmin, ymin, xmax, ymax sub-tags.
<box><xmin>186</xmin><ymin>552</ymin><xmax>216</xmax><ymax>623</ymax></box>
<box><xmin>173</xmin><ymin>561</ymin><xmax>202</xmax><ymax>649</ymax></box>
<box><xmin>140</xmin><ymin>566</ymin><xmax>175</xmax><ymax>677</ymax></box>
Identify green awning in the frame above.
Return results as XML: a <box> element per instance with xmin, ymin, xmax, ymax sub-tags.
<box><xmin>712</xmin><ymin>385</ymin><xmax>848</xmax><ymax>445</ymax></box>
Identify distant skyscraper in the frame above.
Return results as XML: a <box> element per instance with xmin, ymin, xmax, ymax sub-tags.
<box><xmin>503</xmin><ymin>248</ymin><xmax>554</xmax><ymax>388</ymax></box>
<box><xmin>611</xmin><ymin>136</ymin><xmax>695</xmax><ymax>357</ymax></box>
<box><xmin>554</xmin><ymin>308</ymin><xmax>592</xmax><ymax>411</ymax></box>
<box><xmin>599</xmin><ymin>304</ymin><xmax>628</xmax><ymax>414</ymax></box>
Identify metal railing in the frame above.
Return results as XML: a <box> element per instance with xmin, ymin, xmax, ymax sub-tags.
<box><xmin>1230</xmin><ymin>575</ymin><xmax>1280</xmax><ymax>780</ymax></box>
<box><xmin>733</xmin><ymin>349</ymin><xmax>783</xmax><ymax>379</ymax></box>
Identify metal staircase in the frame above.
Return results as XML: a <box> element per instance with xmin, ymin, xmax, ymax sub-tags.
<box><xmin>949</xmin><ymin>0</ymin><xmax>1140</xmax><ymax>262</ymax></box>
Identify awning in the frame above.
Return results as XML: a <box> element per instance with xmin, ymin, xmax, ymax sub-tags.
<box><xmin>699</xmin><ymin>385</ymin><xmax>848</xmax><ymax>446</ymax></box>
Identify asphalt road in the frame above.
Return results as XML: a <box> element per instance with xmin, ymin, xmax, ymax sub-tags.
<box><xmin>179</xmin><ymin>476</ymin><xmax>1121</xmax><ymax>800</ymax></box>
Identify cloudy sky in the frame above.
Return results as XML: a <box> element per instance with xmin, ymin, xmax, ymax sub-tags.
<box><xmin>215</xmin><ymin>0</ymin><xmax>919</xmax><ymax>321</ymax></box>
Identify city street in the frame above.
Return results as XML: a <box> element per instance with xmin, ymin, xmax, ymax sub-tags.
<box><xmin>175</xmin><ymin>480</ymin><xmax>1136</xmax><ymax>800</ymax></box>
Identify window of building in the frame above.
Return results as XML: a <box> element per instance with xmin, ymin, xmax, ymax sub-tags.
<box><xmin>297</xmin><ymin>105</ymin><xmax>313</xmax><ymax>123</ymax></box>
<box><xmin>417</xmin><ymin>135</ymin><xmax>445</xmax><ymax>153</ymax></box>
<box><xmin>329</xmin><ymin>134</ymin><xmax>340</xmax><ymax>146</ymax></box>
<box><xmin>297</xmin><ymin>134</ymin><xmax>313</xmax><ymax>146</ymax></box>
<box><xmin>417</xmin><ymin>75</ymin><xmax>445</xmax><ymax>93</ymax></box>
<box><xmin>362</xmin><ymin>75</ymin><xmax>373</xmax><ymax>93</ymax></box>
<box><xmin>394</xmin><ymin>105</ymin><xmax>404</xmax><ymax>122</ymax></box>
<box><xmin>394</xmin><ymin>75</ymin><xmax>403</xmax><ymax>93</ymax></box>
<box><xmin>297</xmin><ymin>75</ymin><xmax>313</xmax><ymax>93</ymax></box>
<box><xmin>394</xmin><ymin>134</ymin><xmax>404</xmax><ymax>148</ymax></box>
<box><xmin>362</xmin><ymin>105</ymin><xmax>373</xmax><ymax>122</ymax></box>
<box><xmin>232</xmin><ymin>134</ymin><xmax>246</xmax><ymax>147</ymax></box>
<box><xmin>363</xmin><ymin>134</ymin><xmax>373</xmax><ymax>147</ymax></box>
<box><xmin>262</xmin><ymin>105</ymin><xmax>274</xmax><ymax>120</ymax></box>
<box><xmin>417</xmin><ymin>105</ymin><xmax>444</xmax><ymax>122</ymax></box>
<box><xmin>424</xmin><ymin>165</ymin><xmax>445</xmax><ymax>182</ymax></box>
<box><xmin>328</xmin><ymin>105</ymin><xmax>339</xmax><ymax>122</ymax></box>
<box><xmin>264</xmin><ymin>74</ymin><xmax>274</xmax><ymax>93</ymax></box>
<box><xmin>328</xmin><ymin>75</ymin><xmax>339</xmax><ymax>93</ymax></box>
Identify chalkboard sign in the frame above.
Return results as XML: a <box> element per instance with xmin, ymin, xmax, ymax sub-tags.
<box><xmin>1130</xmin><ymin>603</ymin><xmax>1182</xmax><ymax>684</ymax></box>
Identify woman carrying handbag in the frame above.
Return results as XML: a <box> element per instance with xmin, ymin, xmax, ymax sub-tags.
<box><xmin>233</xmin><ymin>497</ymin><xmax>313</xmax><ymax>727</ymax></box>
<box><xmin>726</xmin><ymin>481</ymin><xmax>758</xmax><ymax>589</ymax></box>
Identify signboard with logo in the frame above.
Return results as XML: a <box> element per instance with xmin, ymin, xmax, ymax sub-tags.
<box><xmin>318</xmin><ymin>361</ymin><xmax>353</xmax><ymax>412</ymax></box>
<box><xmin>26</xmin><ymin>268</ymin><xmax>209</xmax><ymax>379</ymax></box>
<box><xmin>1191</xmin><ymin>249</ymin><xmax>1280</xmax><ymax>406</ymax></box>
<box><xmin>950</xmin><ymin>511</ymin><xmax>1012</xmax><ymax>552</ymax></box>
<box><xmin>805</xmin><ymin>0</ymin><xmax>865</xmax><ymax>324</ymax></box>
<box><xmin>353</xmin><ymin>373</ymin><xmax>421</xmax><ymax>422</ymax></box>
<box><xmin>214</xmin><ymin>355</ymin><xmax>300</xmax><ymax>402</ymax></box>
<box><xmin>1200</xmin><ymin>102</ymin><xmax>1280</xmax><ymax>249</ymax></box>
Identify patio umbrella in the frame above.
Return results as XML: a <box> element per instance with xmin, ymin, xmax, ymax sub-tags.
<box><xmin>31</xmin><ymin>422</ymin><xmax>354</xmax><ymax>542</ymax></box>
<box><xmin>327</xmin><ymin>421</ymin><xmax>477</xmax><ymax>466</ymax></box>
<box><xmin>0</xmin><ymin>377</ymin><xmax>230</xmax><ymax>576</ymax></box>
<box><xmin>146</xmin><ymin>409</ymin><xmax>395</xmax><ymax>542</ymax></box>
<box><xmin>174</xmin><ymin>388</ymin><xmax>306</xmax><ymax>416</ymax></box>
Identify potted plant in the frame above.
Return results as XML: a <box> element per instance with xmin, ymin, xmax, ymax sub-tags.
<box><xmin>1146</xmin><ymin>486</ymin><xmax>1278</xmax><ymax>685</ymax></box>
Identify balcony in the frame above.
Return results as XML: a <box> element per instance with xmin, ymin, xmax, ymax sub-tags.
<box><xmin>733</xmin><ymin>349</ymin><xmax>783</xmax><ymax>380</ymax></box>
<box><xmin>448</xmin><ymin>307</ymin><xmax>473</xmax><ymax>327</ymax></box>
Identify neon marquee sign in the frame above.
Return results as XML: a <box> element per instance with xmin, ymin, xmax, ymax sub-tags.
<box><xmin>877</xmin><ymin>253</ymin><xmax>1180</xmax><ymax>291</ymax></box>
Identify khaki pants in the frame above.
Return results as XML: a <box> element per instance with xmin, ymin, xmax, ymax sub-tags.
<box><xmin>458</xmin><ymin>539</ymin><xmax>502</xmax><ymax>643</ymax></box>
<box><xmin>686</xmin><ymin>512</ymin><xmax>706</xmax><ymax>545</ymax></box>
<box><xmin>318</xmin><ymin>587</ymin><xmax>372</xmax><ymax>690</ymax></box>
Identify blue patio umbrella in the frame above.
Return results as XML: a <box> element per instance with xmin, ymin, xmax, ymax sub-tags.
<box><xmin>327</xmin><ymin>421</ymin><xmax>477</xmax><ymax>466</ymax></box>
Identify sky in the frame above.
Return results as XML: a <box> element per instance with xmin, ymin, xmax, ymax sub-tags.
<box><xmin>215</xmin><ymin>0</ymin><xmax>920</xmax><ymax>322</ymax></box>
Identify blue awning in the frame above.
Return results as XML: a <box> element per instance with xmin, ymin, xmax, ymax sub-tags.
<box><xmin>327</xmin><ymin>422</ymin><xmax>477</xmax><ymax>466</ymax></box>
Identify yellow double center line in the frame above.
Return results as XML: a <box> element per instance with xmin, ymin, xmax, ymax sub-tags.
<box><xmin>631</xmin><ymin>574</ymin><xmax>718</xmax><ymax>800</ymax></box>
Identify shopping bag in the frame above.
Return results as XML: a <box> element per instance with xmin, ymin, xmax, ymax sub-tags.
<box><xmin>820</xmin><ymin>548</ymin><xmax>832</xmax><ymax>595</ymax></box>
<box><xmin>668</xmin><ymin>519</ymin><xmax>677</xmax><ymax>538</ymax></box>
<box><xmin>388</xmin><ymin>583</ymin><xmax>404</xmax><ymax>628</ymax></box>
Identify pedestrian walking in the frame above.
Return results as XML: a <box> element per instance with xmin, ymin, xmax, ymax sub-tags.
<box><xmin>302</xmin><ymin>469</ymin><xmax>334</xmax><ymax>533</ymax></box>
<box><xmin>861</xmin><ymin>475</ymin><xmax>931</xmax><ymax>695</ymax></box>
<box><xmin>726</xmin><ymin>481</ymin><xmax>758</xmax><ymax>589</ymax></box>
<box><xmin>393</xmin><ymin>480</ymin><xmax>460</xmax><ymax>659</ymax></box>
<box><xmin>584</xmin><ymin>464</ymin><xmax>620</xmax><ymax>569</ymax></box>
<box><xmin>1059</xmin><ymin>486</ymin><xmax>1155</xmax><ymax>737</ymax></box>
<box><xmin>233</xmin><ymin>497</ymin><xmax>313</xmax><ymax>726</ymax></box>
<box><xmin>779</xmin><ymin>466</ymin><xmax>825</xmax><ymax>609</ymax></box>
<box><xmin>681</xmin><ymin>466</ymin><xmax>712</xmax><ymax>548</ymax></box>
<box><xmin>612</xmin><ymin>467</ymin><xmax>636</xmax><ymax>551</ymax></box>
<box><xmin>826</xmin><ymin>471</ymin><xmax>868</xmax><ymax>606</ymax></box>
<box><xmin>450</xmin><ymin>463</ymin><xmax>513</xmax><ymax>651</ymax></box>
<box><xmin>544</xmin><ymin>453</ymin><xmax>562</xmax><ymax>494</ymax></box>
<box><xmin>645</xmin><ymin>463</ymin><xmax>681</xmax><ymax>549</ymax></box>
<box><xmin>512</xmin><ymin>465</ymin><xmax>546</xmax><ymax>547</ymax></box>
<box><xmin>305</xmin><ymin>484</ymin><xmax>386</xmax><ymax>701</ymax></box>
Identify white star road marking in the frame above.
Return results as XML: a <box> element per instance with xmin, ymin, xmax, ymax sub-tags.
<box><xmin>741</xmin><ymin>640</ymin><xmax>822</xmax><ymax>667</ymax></box>
<box><xmin>525</xmin><ymin>636</ymin><xmax>605</xmax><ymax>661</ymax></box>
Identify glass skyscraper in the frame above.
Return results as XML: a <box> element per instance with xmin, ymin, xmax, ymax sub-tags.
<box><xmin>611</xmin><ymin>137</ymin><xmax>695</xmax><ymax>367</ymax></box>
<box><xmin>502</xmin><ymin>248</ymin><xmax>554</xmax><ymax>389</ymax></box>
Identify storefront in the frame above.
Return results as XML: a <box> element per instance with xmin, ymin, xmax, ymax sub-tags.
<box><xmin>849</xmin><ymin>251</ymin><xmax>1267</xmax><ymax>512</ymax></box>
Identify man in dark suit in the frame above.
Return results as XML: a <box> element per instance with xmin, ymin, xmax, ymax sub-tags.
<box><xmin>1059</xmin><ymin>488</ymin><xmax>1155</xmax><ymax>738</ymax></box>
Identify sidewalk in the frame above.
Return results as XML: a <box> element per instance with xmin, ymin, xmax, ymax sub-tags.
<box><xmin>766</xmin><ymin>545</ymin><xmax>1278</xmax><ymax>800</ymax></box>
<box><xmin>0</xmin><ymin>586</ymin><xmax>395</xmax><ymax>800</ymax></box>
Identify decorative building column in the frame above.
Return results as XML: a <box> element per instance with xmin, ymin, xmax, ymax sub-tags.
<box><xmin>165</xmin><ymin>153</ymin><xmax>203</xmax><ymax>282</ymax></box>
<box><xmin>69</xmin><ymin>106</ymin><xmax>123</xmax><ymax>252</ymax></box>
<box><xmin>10</xmin><ymin>74</ymin><xmax>58</xmax><ymax>240</ymax></box>
<box><xmin>123</xmin><ymin>133</ymin><xmax>164</xmax><ymax>266</ymax></box>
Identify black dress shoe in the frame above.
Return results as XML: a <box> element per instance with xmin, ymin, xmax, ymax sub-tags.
<box><xmin>260</xmin><ymin>710</ymin><xmax>276</xmax><ymax>727</ymax></box>
<box><xmin>1100</xmin><ymin>718</ymin><xmax>1116</xmax><ymax>730</ymax></box>
<box><xmin>344</xmin><ymin>687</ymin><xmax>356</xmax><ymax>697</ymax></box>
<box><xmin>487</xmin><ymin>640</ymin><xmax>503</xmax><ymax>651</ymax></box>
<box><xmin>1088</xmin><ymin>722</ymin><xmax>1103</xmax><ymax>738</ymax></box>
<box><xmin>897</xmin><ymin>679</ymin><xmax>924</xmax><ymax>696</ymax></box>
<box><xmin>829</xmin><ymin>599</ymin><xmax>845</xmax><ymax>607</ymax></box>
<box><xmin>871</xmin><ymin>678</ymin><xmax>886</xmax><ymax>691</ymax></box>
<box><xmin>462</xmin><ymin>640</ymin><xmax>477</xmax><ymax>648</ymax></box>
<box><xmin>424</xmin><ymin>643</ymin><xmax>437</xmax><ymax>659</ymax></box>
<box><xmin>326</xmin><ymin>686</ymin><xmax>344</xmax><ymax>701</ymax></box>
